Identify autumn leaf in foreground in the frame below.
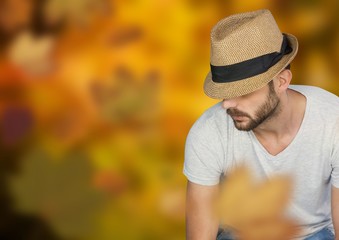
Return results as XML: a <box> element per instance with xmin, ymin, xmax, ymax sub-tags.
<box><xmin>217</xmin><ymin>166</ymin><xmax>299</xmax><ymax>240</ymax></box>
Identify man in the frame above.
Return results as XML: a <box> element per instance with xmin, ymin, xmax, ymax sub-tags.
<box><xmin>184</xmin><ymin>9</ymin><xmax>339</xmax><ymax>240</ymax></box>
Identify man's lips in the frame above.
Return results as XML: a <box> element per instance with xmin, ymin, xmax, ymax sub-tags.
<box><xmin>229</xmin><ymin>115</ymin><xmax>247</xmax><ymax>121</ymax></box>
<box><xmin>227</xmin><ymin>109</ymin><xmax>250</xmax><ymax>121</ymax></box>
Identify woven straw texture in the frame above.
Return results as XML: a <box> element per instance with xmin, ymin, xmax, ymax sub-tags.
<box><xmin>204</xmin><ymin>9</ymin><xmax>298</xmax><ymax>99</ymax></box>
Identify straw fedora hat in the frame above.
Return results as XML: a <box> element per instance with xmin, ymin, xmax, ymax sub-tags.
<box><xmin>204</xmin><ymin>9</ymin><xmax>298</xmax><ymax>99</ymax></box>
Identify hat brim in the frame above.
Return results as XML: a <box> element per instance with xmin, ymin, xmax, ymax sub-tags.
<box><xmin>203</xmin><ymin>33</ymin><xmax>298</xmax><ymax>99</ymax></box>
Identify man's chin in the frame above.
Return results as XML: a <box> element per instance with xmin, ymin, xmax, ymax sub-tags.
<box><xmin>234</xmin><ymin>121</ymin><xmax>253</xmax><ymax>131</ymax></box>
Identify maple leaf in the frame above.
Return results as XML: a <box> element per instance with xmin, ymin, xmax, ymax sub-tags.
<box><xmin>217</xmin><ymin>165</ymin><xmax>299</xmax><ymax>240</ymax></box>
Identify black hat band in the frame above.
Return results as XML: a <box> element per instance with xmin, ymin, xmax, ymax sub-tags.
<box><xmin>210</xmin><ymin>34</ymin><xmax>293</xmax><ymax>83</ymax></box>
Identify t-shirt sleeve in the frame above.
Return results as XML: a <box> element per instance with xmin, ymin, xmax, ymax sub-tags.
<box><xmin>331</xmin><ymin>119</ymin><xmax>339</xmax><ymax>188</ymax></box>
<box><xmin>183</xmin><ymin>127</ymin><xmax>224</xmax><ymax>186</ymax></box>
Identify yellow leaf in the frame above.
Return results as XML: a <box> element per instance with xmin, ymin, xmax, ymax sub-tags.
<box><xmin>217</xmin><ymin>165</ymin><xmax>299</xmax><ymax>240</ymax></box>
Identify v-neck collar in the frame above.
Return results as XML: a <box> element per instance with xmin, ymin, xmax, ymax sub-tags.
<box><xmin>248</xmin><ymin>87</ymin><xmax>310</xmax><ymax>160</ymax></box>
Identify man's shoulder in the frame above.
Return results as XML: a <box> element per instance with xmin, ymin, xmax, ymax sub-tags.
<box><xmin>290</xmin><ymin>85</ymin><xmax>339</xmax><ymax>108</ymax></box>
<box><xmin>290</xmin><ymin>85</ymin><xmax>338</xmax><ymax>100</ymax></box>
<box><xmin>188</xmin><ymin>102</ymin><xmax>227</xmax><ymax>136</ymax></box>
<box><xmin>291</xmin><ymin>85</ymin><xmax>339</xmax><ymax>129</ymax></box>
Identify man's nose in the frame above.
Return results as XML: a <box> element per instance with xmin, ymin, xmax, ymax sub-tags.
<box><xmin>222</xmin><ymin>98</ymin><xmax>238</xmax><ymax>109</ymax></box>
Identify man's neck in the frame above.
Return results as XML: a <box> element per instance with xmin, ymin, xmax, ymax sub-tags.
<box><xmin>252</xmin><ymin>89</ymin><xmax>307</xmax><ymax>155</ymax></box>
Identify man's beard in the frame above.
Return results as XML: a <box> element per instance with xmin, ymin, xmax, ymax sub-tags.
<box><xmin>226</xmin><ymin>84</ymin><xmax>281</xmax><ymax>131</ymax></box>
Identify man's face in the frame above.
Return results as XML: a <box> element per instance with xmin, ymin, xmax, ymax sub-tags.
<box><xmin>223</xmin><ymin>82</ymin><xmax>281</xmax><ymax>131</ymax></box>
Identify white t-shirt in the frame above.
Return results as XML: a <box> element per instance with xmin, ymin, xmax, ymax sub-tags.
<box><xmin>184</xmin><ymin>85</ymin><xmax>339</xmax><ymax>239</ymax></box>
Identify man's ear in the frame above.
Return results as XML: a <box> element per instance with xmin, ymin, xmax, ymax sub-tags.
<box><xmin>274</xmin><ymin>69</ymin><xmax>292</xmax><ymax>93</ymax></box>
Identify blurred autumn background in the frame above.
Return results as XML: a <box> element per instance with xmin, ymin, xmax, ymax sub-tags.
<box><xmin>0</xmin><ymin>0</ymin><xmax>338</xmax><ymax>239</ymax></box>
